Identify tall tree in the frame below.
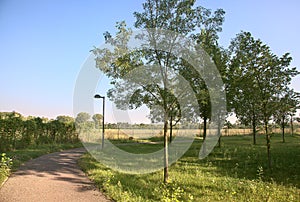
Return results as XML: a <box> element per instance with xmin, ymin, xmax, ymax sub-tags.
<box><xmin>229</xmin><ymin>31</ymin><xmax>299</xmax><ymax>167</ymax></box>
<box><xmin>178</xmin><ymin>29</ymin><xmax>228</xmax><ymax>152</ymax></box>
<box><xmin>92</xmin><ymin>0</ymin><xmax>226</xmax><ymax>182</ymax></box>
<box><xmin>228</xmin><ymin>32</ymin><xmax>262</xmax><ymax>145</ymax></box>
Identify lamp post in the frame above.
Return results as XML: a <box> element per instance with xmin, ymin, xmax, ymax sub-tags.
<box><xmin>94</xmin><ymin>94</ymin><xmax>105</xmax><ymax>149</ymax></box>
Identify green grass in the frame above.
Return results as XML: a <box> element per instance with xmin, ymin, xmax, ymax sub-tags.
<box><xmin>78</xmin><ymin>134</ymin><xmax>300</xmax><ymax>201</ymax></box>
<box><xmin>0</xmin><ymin>142</ymin><xmax>83</xmax><ymax>185</ymax></box>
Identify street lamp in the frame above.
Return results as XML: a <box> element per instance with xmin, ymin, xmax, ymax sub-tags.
<box><xmin>94</xmin><ymin>94</ymin><xmax>105</xmax><ymax>149</ymax></box>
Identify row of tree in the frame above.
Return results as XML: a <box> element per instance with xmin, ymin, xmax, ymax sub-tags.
<box><xmin>0</xmin><ymin>112</ymin><xmax>79</xmax><ymax>152</ymax></box>
<box><xmin>92</xmin><ymin>0</ymin><xmax>299</xmax><ymax>182</ymax></box>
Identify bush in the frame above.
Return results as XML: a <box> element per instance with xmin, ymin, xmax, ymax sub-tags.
<box><xmin>0</xmin><ymin>153</ymin><xmax>13</xmax><ymax>183</ymax></box>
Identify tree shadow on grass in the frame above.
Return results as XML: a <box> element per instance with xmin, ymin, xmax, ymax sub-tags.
<box><xmin>182</xmin><ymin>135</ymin><xmax>300</xmax><ymax>188</ymax></box>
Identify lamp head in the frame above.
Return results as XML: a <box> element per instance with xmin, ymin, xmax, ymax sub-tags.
<box><xmin>94</xmin><ymin>94</ymin><xmax>104</xmax><ymax>99</ymax></box>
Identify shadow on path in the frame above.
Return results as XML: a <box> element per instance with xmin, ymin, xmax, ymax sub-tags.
<box><xmin>0</xmin><ymin>148</ymin><xmax>111</xmax><ymax>202</ymax></box>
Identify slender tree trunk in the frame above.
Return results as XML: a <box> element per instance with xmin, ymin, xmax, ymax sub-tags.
<box><xmin>163</xmin><ymin>88</ymin><xmax>169</xmax><ymax>183</ymax></box>
<box><xmin>169</xmin><ymin>115</ymin><xmax>173</xmax><ymax>143</ymax></box>
<box><xmin>265</xmin><ymin>119</ymin><xmax>271</xmax><ymax>168</ymax></box>
<box><xmin>12</xmin><ymin>132</ymin><xmax>16</xmax><ymax>150</ymax></box>
<box><xmin>163</xmin><ymin>116</ymin><xmax>169</xmax><ymax>183</ymax></box>
<box><xmin>290</xmin><ymin>115</ymin><xmax>294</xmax><ymax>136</ymax></box>
<box><xmin>281</xmin><ymin>115</ymin><xmax>285</xmax><ymax>143</ymax></box>
<box><xmin>252</xmin><ymin>113</ymin><xmax>256</xmax><ymax>145</ymax></box>
<box><xmin>203</xmin><ymin>117</ymin><xmax>207</xmax><ymax>141</ymax></box>
<box><xmin>218</xmin><ymin>117</ymin><xmax>222</xmax><ymax>148</ymax></box>
<box><xmin>202</xmin><ymin>116</ymin><xmax>207</xmax><ymax>155</ymax></box>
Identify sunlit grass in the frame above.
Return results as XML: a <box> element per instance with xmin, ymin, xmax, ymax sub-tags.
<box><xmin>78</xmin><ymin>134</ymin><xmax>300</xmax><ymax>201</ymax></box>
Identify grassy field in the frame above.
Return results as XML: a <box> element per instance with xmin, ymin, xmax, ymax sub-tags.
<box><xmin>78</xmin><ymin>134</ymin><xmax>300</xmax><ymax>201</ymax></box>
<box><xmin>86</xmin><ymin>127</ymin><xmax>300</xmax><ymax>140</ymax></box>
<box><xmin>0</xmin><ymin>142</ymin><xmax>83</xmax><ymax>186</ymax></box>
<box><xmin>103</xmin><ymin>128</ymin><xmax>254</xmax><ymax>139</ymax></box>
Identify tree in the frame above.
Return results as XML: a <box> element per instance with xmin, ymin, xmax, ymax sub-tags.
<box><xmin>175</xmin><ymin>6</ymin><xmax>226</xmax><ymax>133</ymax></box>
<box><xmin>92</xmin><ymin>114</ymin><xmax>103</xmax><ymax>129</ymax></box>
<box><xmin>22</xmin><ymin>119</ymin><xmax>36</xmax><ymax>147</ymax></box>
<box><xmin>92</xmin><ymin>0</ymin><xmax>226</xmax><ymax>183</ymax></box>
<box><xmin>229</xmin><ymin>31</ymin><xmax>299</xmax><ymax>168</ymax></box>
<box><xmin>75</xmin><ymin>112</ymin><xmax>92</xmax><ymax>134</ymax></box>
<box><xmin>56</xmin><ymin>115</ymin><xmax>75</xmax><ymax>124</ymax></box>
<box><xmin>95</xmin><ymin>21</ymin><xmax>184</xmax><ymax>183</ymax></box>
<box><xmin>75</xmin><ymin>112</ymin><xmax>90</xmax><ymax>124</ymax></box>
<box><xmin>0</xmin><ymin>112</ymin><xmax>24</xmax><ymax>150</ymax></box>
<box><xmin>148</xmin><ymin>96</ymin><xmax>181</xmax><ymax>143</ymax></box>
<box><xmin>228</xmin><ymin>32</ymin><xmax>262</xmax><ymax>145</ymax></box>
<box><xmin>273</xmin><ymin>90</ymin><xmax>299</xmax><ymax>142</ymax></box>
<box><xmin>179</xmin><ymin>43</ymin><xmax>228</xmax><ymax>153</ymax></box>
<box><xmin>0</xmin><ymin>112</ymin><xmax>79</xmax><ymax>150</ymax></box>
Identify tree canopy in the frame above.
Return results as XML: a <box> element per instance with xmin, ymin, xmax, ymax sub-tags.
<box><xmin>92</xmin><ymin>0</ymin><xmax>228</xmax><ymax>182</ymax></box>
<box><xmin>228</xmin><ymin>31</ymin><xmax>299</xmax><ymax>167</ymax></box>
<box><xmin>90</xmin><ymin>0</ymin><xmax>299</xmax><ymax>179</ymax></box>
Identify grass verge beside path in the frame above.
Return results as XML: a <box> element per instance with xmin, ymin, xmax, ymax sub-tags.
<box><xmin>78</xmin><ymin>134</ymin><xmax>300</xmax><ymax>202</ymax></box>
<box><xmin>0</xmin><ymin>142</ymin><xmax>83</xmax><ymax>186</ymax></box>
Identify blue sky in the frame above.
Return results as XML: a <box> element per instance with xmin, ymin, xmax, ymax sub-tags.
<box><xmin>1</xmin><ymin>0</ymin><xmax>299</xmax><ymax>122</ymax></box>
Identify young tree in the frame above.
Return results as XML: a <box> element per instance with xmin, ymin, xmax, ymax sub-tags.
<box><xmin>178</xmin><ymin>9</ymin><xmax>226</xmax><ymax>140</ymax></box>
<box><xmin>273</xmin><ymin>90</ymin><xmax>299</xmax><ymax>142</ymax></box>
<box><xmin>92</xmin><ymin>0</ymin><xmax>226</xmax><ymax>182</ymax></box>
<box><xmin>147</xmin><ymin>94</ymin><xmax>181</xmax><ymax>143</ymax></box>
<box><xmin>229</xmin><ymin>31</ymin><xmax>299</xmax><ymax>168</ymax></box>
<box><xmin>228</xmin><ymin>32</ymin><xmax>263</xmax><ymax>145</ymax></box>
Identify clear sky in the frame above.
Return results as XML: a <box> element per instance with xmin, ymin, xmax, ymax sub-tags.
<box><xmin>1</xmin><ymin>0</ymin><xmax>299</xmax><ymax>122</ymax></box>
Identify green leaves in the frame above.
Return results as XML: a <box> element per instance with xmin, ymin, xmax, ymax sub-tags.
<box><xmin>0</xmin><ymin>153</ymin><xmax>13</xmax><ymax>181</ymax></box>
<box><xmin>0</xmin><ymin>153</ymin><xmax>13</xmax><ymax>169</ymax></box>
<box><xmin>0</xmin><ymin>112</ymin><xmax>79</xmax><ymax>152</ymax></box>
<box><xmin>228</xmin><ymin>31</ymin><xmax>299</xmax><ymax>166</ymax></box>
<box><xmin>228</xmin><ymin>31</ymin><xmax>299</xmax><ymax>126</ymax></box>
<box><xmin>75</xmin><ymin>112</ymin><xmax>91</xmax><ymax>124</ymax></box>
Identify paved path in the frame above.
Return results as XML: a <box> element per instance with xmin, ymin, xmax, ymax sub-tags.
<box><xmin>0</xmin><ymin>148</ymin><xmax>111</xmax><ymax>202</ymax></box>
